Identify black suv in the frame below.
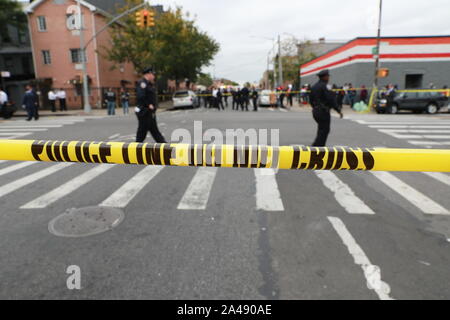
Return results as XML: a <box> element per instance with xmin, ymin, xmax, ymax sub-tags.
<box><xmin>376</xmin><ymin>91</ymin><xmax>448</xmax><ymax>114</ymax></box>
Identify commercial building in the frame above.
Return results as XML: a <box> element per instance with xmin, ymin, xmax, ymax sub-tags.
<box><xmin>25</xmin><ymin>0</ymin><xmax>139</xmax><ymax>109</ymax></box>
<box><xmin>300</xmin><ymin>36</ymin><xmax>450</xmax><ymax>89</ymax></box>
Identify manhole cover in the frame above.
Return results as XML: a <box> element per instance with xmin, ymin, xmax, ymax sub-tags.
<box><xmin>48</xmin><ymin>206</ymin><xmax>124</xmax><ymax>238</ymax></box>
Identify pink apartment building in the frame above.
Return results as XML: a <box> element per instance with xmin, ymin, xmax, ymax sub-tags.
<box><xmin>25</xmin><ymin>0</ymin><xmax>138</xmax><ymax>109</ymax></box>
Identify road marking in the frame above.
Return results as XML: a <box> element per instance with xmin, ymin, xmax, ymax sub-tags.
<box><xmin>100</xmin><ymin>166</ymin><xmax>163</xmax><ymax>208</ymax></box>
<box><xmin>0</xmin><ymin>161</ymin><xmax>36</xmax><ymax>177</ymax></box>
<box><xmin>358</xmin><ymin>121</ymin><xmax>450</xmax><ymax>125</ymax></box>
<box><xmin>21</xmin><ymin>164</ymin><xmax>116</xmax><ymax>209</ymax></box>
<box><xmin>0</xmin><ymin>125</ymin><xmax>63</xmax><ymax>128</ymax></box>
<box><xmin>254</xmin><ymin>168</ymin><xmax>284</xmax><ymax>211</ymax></box>
<box><xmin>0</xmin><ymin>129</ymin><xmax>48</xmax><ymax>132</ymax></box>
<box><xmin>177</xmin><ymin>167</ymin><xmax>218</xmax><ymax>210</ymax></box>
<box><xmin>407</xmin><ymin>141</ymin><xmax>449</xmax><ymax>146</ymax></box>
<box><xmin>315</xmin><ymin>171</ymin><xmax>374</xmax><ymax>214</ymax></box>
<box><xmin>371</xmin><ymin>171</ymin><xmax>449</xmax><ymax>215</ymax></box>
<box><xmin>423</xmin><ymin>172</ymin><xmax>450</xmax><ymax>187</ymax></box>
<box><xmin>327</xmin><ymin>216</ymin><xmax>394</xmax><ymax>300</ymax></box>
<box><xmin>379</xmin><ymin>129</ymin><xmax>450</xmax><ymax>134</ymax></box>
<box><xmin>369</xmin><ymin>125</ymin><xmax>450</xmax><ymax>129</ymax></box>
<box><xmin>0</xmin><ymin>163</ymin><xmax>73</xmax><ymax>199</ymax></box>
<box><xmin>108</xmin><ymin>133</ymin><xmax>120</xmax><ymax>140</ymax></box>
<box><xmin>0</xmin><ymin>132</ymin><xmax>33</xmax><ymax>137</ymax></box>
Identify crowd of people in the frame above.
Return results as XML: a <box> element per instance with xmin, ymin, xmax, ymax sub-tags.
<box><xmin>200</xmin><ymin>86</ymin><xmax>259</xmax><ymax>111</ymax></box>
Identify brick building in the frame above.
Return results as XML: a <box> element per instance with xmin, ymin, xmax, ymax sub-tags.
<box><xmin>25</xmin><ymin>0</ymin><xmax>139</xmax><ymax>109</ymax></box>
<box><xmin>300</xmin><ymin>36</ymin><xmax>450</xmax><ymax>89</ymax></box>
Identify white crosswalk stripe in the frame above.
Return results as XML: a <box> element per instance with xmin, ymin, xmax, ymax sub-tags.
<box><xmin>355</xmin><ymin>118</ymin><xmax>450</xmax><ymax>148</ymax></box>
<box><xmin>371</xmin><ymin>171</ymin><xmax>449</xmax><ymax>215</ymax></box>
<box><xmin>254</xmin><ymin>168</ymin><xmax>284</xmax><ymax>211</ymax></box>
<box><xmin>177</xmin><ymin>167</ymin><xmax>218</xmax><ymax>210</ymax></box>
<box><xmin>315</xmin><ymin>171</ymin><xmax>374</xmax><ymax>215</ymax></box>
<box><xmin>21</xmin><ymin>164</ymin><xmax>116</xmax><ymax>209</ymax></box>
<box><xmin>100</xmin><ymin>166</ymin><xmax>163</xmax><ymax>208</ymax></box>
<box><xmin>0</xmin><ymin>163</ymin><xmax>73</xmax><ymax>199</ymax></box>
<box><xmin>0</xmin><ymin>161</ymin><xmax>36</xmax><ymax>177</ymax></box>
<box><xmin>423</xmin><ymin>172</ymin><xmax>450</xmax><ymax>186</ymax></box>
<box><xmin>0</xmin><ymin>117</ymin><xmax>93</xmax><ymax>139</ymax></box>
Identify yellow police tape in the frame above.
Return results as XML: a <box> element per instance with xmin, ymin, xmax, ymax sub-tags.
<box><xmin>0</xmin><ymin>140</ymin><xmax>449</xmax><ymax>172</ymax></box>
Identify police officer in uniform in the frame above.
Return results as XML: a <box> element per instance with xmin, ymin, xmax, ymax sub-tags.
<box><xmin>310</xmin><ymin>69</ymin><xmax>343</xmax><ymax>147</ymax></box>
<box><xmin>135</xmin><ymin>67</ymin><xmax>167</xmax><ymax>143</ymax></box>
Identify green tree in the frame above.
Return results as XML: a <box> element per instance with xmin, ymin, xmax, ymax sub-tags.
<box><xmin>0</xmin><ymin>0</ymin><xmax>27</xmax><ymax>41</ymax></box>
<box><xmin>104</xmin><ymin>1</ymin><xmax>219</xmax><ymax>88</ymax></box>
<box><xmin>197</xmin><ymin>73</ymin><xmax>213</xmax><ymax>87</ymax></box>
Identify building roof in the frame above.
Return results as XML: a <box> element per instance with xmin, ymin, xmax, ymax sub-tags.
<box><xmin>25</xmin><ymin>0</ymin><xmax>139</xmax><ymax>16</ymax></box>
<box><xmin>300</xmin><ymin>35</ymin><xmax>450</xmax><ymax>78</ymax></box>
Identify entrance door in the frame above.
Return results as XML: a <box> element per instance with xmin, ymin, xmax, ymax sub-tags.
<box><xmin>405</xmin><ymin>74</ymin><xmax>423</xmax><ymax>89</ymax></box>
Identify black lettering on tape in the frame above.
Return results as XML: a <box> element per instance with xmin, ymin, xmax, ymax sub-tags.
<box><xmin>299</xmin><ymin>147</ymin><xmax>308</xmax><ymax>169</ymax></box>
<box><xmin>260</xmin><ymin>146</ymin><xmax>268</xmax><ymax>168</ymax></box>
<box><xmin>61</xmin><ymin>142</ymin><xmax>71</xmax><ymax>162</ymax></box>
<box><xmin>308</xmin><ymin>148</ymin><xmax>326</xmax><ymax>170</ymax></box>
<box><xmin>75</xmin><ymin>142</ymin><xmax>84</xmax><ymax>163</ymax></box>
<box><xmin>324</xmin><ymin>148</ymin><xmax>335</xmax><ymax>170</ymax></box>
<box><xmin>251</xmin><ymin>146</ymin><xmax>258</xmax><ymax>168</ymax></box>
<box><xmin>83</xmin><ymin>143</ymin><xmax>93</xmax><ymax>163</ymax></box>
<box><xmin>31</xmin><ymin>140</ymin><xmax>45</xmax><ymax>161</ymax></box>
<box><xmin>52</xmin><ymin>141</ymin><xmax>64</xmax><ymax>162</ymax></box>
<box><xmin>214</xmin><ymin>146</ymin><xmax>222</xmax><ymax>167</ymax></box>
<box><xmin>99</xmin><ymin>143</ymin><xmax>111</xmax><ymax>164</ymax></box>
<box><xmin>163</xmin><ymin>145</ymin><xmax>173</xmax><ymax>166</ymax></box>
<box><xmin>345</xmin><ymin>148</ymin><xmax>358</xmax><ymax>170</ymax></box>
<box><xmin>205</xmin><ymin>145</ymin><xmax>213</xmax><ymax>167</ymax></box>
<box><xmin>46</xmin><ymin>141</ymin><xmax>56</xmax><ymax>162</ymax></box>
<box><xmin>363</xmin><ymin>148</ymin><xmax>375</xmax><ymax>170</ymax></box>
<box><xmin>291</xmin><ymin>146</ymin><xmax>301</xmax><ymax>169</ymax></box>
<box><xmin>333</xmin><ymin>147</ymin><xmax>345</xmax><ymax>170</ymax></box>
<box><xmin>122</xmin><ymin>143</ymin><xmax>131</xmax><ymax>164</ymax></box>
<box><xmin>136</xmin><ymin>144</ymin><xmax>145</xmax><ymax>165</ymax></box>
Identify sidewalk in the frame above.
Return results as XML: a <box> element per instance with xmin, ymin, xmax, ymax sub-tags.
<box><xmin>11</xmin><ymin>101</ymin><xmax>174</xmax><ymax>118</ymax></box>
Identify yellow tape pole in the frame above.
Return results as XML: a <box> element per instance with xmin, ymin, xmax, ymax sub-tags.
<box><xmin>1</xmin><ymin>140</ymin><xmax>450</xmax><ymax>172</ymax></box>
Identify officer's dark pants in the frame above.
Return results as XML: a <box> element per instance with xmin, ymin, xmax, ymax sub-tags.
<box><xmin>136</xmin><ymin>112</ymin><xmax>166</xmax><ymax>143</ymax></box>
<box><xmin>312</xmin><ymin>107</ymin><xmax>330</xmax><ymax>147</ymax></box>
<box><xmin>241</xmin><ymin>99</ymin><xmax>249</xmax><ymax>111</ymax></box>
<box><xmin>50</xmin><ymin>100</ymin><xmax>56</xmax><ymax>112</ymax></box>
<box><xmin>26</xmin><ymin>106</ymin><xmax>38</xmax><ymax>121</ymax></box>
<box><xmin>252</xmin><ymin>98</ymin><xmax>258</xmax><ymax>111</ymax></box>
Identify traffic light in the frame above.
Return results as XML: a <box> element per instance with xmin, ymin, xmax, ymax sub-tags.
<box><xmin>136</xmin><ymin>10</ymin><xmax>144</xmax><ymax>28</ymax></box>
<box><xmin>136</xmin><ymin>9</ymin><xmax>155</xmax><ymax>28</ymax></box>
<box><xmin>378</xmin><ymin>68</ymin><xmax>390</xmax><ymax>78</ymax></box>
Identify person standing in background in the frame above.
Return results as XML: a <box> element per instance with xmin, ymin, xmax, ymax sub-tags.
<box><xmin>120</xmin><ymin>88</ymin><xmax>130</xmax><ymax>115</ymax></box>
<box><xmin>359</xmin><ymin>85</ymin><xmax>368</xmax><ymax>104</ymax></box>
<box><xmin>48</xmin><ymin>88</ymin><xmax>57</xmax><ymax>112</ymax></box>
<box><xmin>251</xmin><ymin>86</ymin><xmax>258</xmax><ymax>111</ymax></box>
<box><xmin>0</xmin><ymin>88</ymin><xmax>8</xmax><ymax>114</ymax></box>
<box><xmin>287</xmin><ymin>84</ymin><xmax>294</xmax><ymax>107</ymax></box>
<box><xmin>57</xmin><ymin>88</ymin><xmax>67</xmax><ymax>111</ymax></box>
<box><xmin>22</xmin><ymin>84</ymin><xmax>39</xmax><ymax>121</ymax></box>
<box><xmin>105</xmin><ymin>88</ymin><xmax>116</xmax><ymax>116</ymax></box>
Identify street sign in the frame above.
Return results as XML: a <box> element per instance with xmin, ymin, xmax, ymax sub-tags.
<box><xmin>372</xmin><ymin>47</ymin><xmax>379</xmax><ymax>55</ymax></box>
<box><xmin>1</xmin><ymin>71</ymin><xmax>11</xmax><ymax>78</ymax></box>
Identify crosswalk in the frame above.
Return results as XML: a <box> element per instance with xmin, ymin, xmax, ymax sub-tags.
<box><xmin>353</xmin><ymin>119</ymin><xmax>450</xmax><ymax>148</ymax></box>
<box><xmin>0</xmin><ymin>159</ymin><xmax>448</xmax><ymax>219</ymax></box>
<box><xmin>0</xmin><ymin>117</ymin><xmax>100</xmax><ymax>140</ymax></box>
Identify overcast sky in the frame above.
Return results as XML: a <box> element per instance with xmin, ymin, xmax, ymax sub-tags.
<box><xmin>158</xmin><ymin>0</ymin><xmax>449</xmax><ymax>84</ymax></box>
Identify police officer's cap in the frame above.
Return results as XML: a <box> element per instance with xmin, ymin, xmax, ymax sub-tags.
<box><xmin>142</xmin><ymin>67</ymin><xmax>155</xmax><ymax>75</ymax></box>
<box><xmin>317</xmin><ymin>69</ymin><xmax>330</xmax><ymax>78</ymax></box>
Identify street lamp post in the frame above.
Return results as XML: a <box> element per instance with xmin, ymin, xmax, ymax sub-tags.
<box><xmin>372</xmin><ymin>0</ymin><xmax>383</xmax><ymax>104</ymax></box>
<box><xmin>278</xmin><ymin>35</ymin><xmax>283</xmax><ymax>88</ymax></box>
<box><xmin>77</xmin><ymin>0</ymin><xmax>91</xmax><ymax>113</ymax></box>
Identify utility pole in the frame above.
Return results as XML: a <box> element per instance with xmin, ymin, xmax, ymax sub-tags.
<box><xmin>373</xmin><ymin>0</ymin><xmax>383</xmax><ymax>92</ymax></box>
<box><xmin>278</xmin><ymin>35</ymin><xmax>283</xmax><ymax>87</ymax></box>
<box><xmin>77</xmin><ymin>0</ymin><xmax>91</xmax><ymax>113</ymax></box>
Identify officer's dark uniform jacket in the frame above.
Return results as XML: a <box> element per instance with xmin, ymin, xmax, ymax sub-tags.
<box><xmin>310</xmin><ymin>80</ymin><xmax>340</xmax><ymax>113</ymax></box>
<box><xmin>136</xmin><ymin>78</ymin><xmax>157</xmax><ymax>116</ymax></box>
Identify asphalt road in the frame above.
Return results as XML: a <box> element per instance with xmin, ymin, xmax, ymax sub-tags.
<box><xmin>0</xmin><ymin>104</ymin><xmax>450</xmax><ymax>300</ymax></box>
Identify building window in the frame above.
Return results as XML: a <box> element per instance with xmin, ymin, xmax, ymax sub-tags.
<box><xmin>70</xmin><ymin>48</ymin><xmax>86</xmax><ymax>63</ymax></box>
<box><xmin>37</xmin><ymin>16</ymin><xmax>47</xmax><ymax>31</ymax></box>
<box><xmin>4</xmin><ymin>57</ymin><xmax>14</xmax><ymax>69</ymax></box>
<box><xmin>18</xmin><ymin>30</ymin><xmax>27</xmax><ymax>44</ymax></box>
<box><xmin>42</xmin><ymin>50</ymin><xmax>51</xmax><ymax>65</ymax></box>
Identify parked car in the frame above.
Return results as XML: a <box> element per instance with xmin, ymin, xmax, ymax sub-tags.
<box><xmin>258</xmin><ymin>90</ymin><xmax>275</xmax><ymax>107</ymax></box>
<box><xmin>0</xmin><ymin>102</ymin><xmax>16</xmax><ymax>119</ymax></box>
<box><xmin>376</xmin><ymin>90</ymin><xmax>448</xmax><ymax>114</ymax></box>
<box><xmin>172</xmin><ymin>90</ymin><xmax>199</xmax><ymax>109</ymax></box>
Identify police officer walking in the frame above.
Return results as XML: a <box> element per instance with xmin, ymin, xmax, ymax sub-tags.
<box><xmin>135</xmin><ymin>67</ymin><xmax>167</xmax><ymax>143</ymax></box>
<box><xmin>310</xmin><ymin>69</ymin><xmax>343</xmax><ymax>147</ymax></box>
